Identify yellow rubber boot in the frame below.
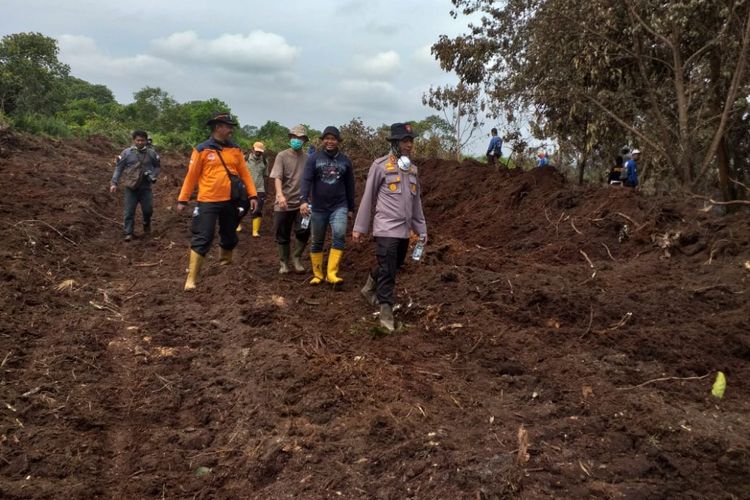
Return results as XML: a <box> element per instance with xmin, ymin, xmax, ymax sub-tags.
<box><xmin>252</xmin><ymin>217</ymin><xmax>261</xmax><ymax>237</ymax></box>
<box><xmin>326</xmin><ymin>248</ymin><xmax>344</xmax><ymax>284</ymax></box>
<box><xmin>219</xmin><ymin>248</ymin><xmax>233</xmax><ymax>266</ymax></box>
<box><xmin>309</xmin><ymin>252</ymin><xmax>324</xmax><ymax>285</ymax></box>
<box><xmin>184</xmin><ymin>250</ymin><xmax>204</xmax><ymax>291</ymax></box>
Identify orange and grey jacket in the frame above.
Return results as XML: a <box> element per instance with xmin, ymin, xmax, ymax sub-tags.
<box><xmin>177</xmin><ymin>137</ymin><xmax>257</xmax><ymax>203</ymax></box>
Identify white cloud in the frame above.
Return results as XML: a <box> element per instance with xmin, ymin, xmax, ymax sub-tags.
<box><xmin>340</xmin><ymin>79</ymin><xmax>397</xmax><ymax>97</ymax></box>
<box><xmin>412</xmin><ymin>44</ymin><xmax>436</xmax><ymax>66</ymax></box>
<box><xmin>334</xmin><ymin>79</ymin><xmax>402</xmax><ymax>113</ymax></box>
<box><xmin>151</xmin><ymin>31</ymin><xmax>299</xmax><ymax>72</ymax></box>
<box><xmin>58</xmin><ymin>34</ymin><xmax>178</xmax><ymax>89</ymax></box>
<box><xmin>355</xmin><ymin>50</ymin><xmax>400</xmax><ymax>78</ymax></box>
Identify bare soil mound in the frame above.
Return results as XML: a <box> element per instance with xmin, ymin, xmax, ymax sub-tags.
<box><xmin>1</xmin><ymin>132</ymin><xmax>749</xmax><ymax>498</ymax></box>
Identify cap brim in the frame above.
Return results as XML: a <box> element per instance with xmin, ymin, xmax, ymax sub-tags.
<box><xmin>207</xmin><ymin>120</ymin><xmax>237</xmax><ymax>126</ymax></box>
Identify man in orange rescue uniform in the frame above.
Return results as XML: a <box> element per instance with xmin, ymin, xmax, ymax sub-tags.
<box><xmin>177</xmin><ymin>112</ymin><xmax>257</xmax><ymax>291</ymax></box>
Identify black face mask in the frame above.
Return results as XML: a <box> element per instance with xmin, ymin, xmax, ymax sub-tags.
<box><xmin>253</xmin><ymin>152</ymin><xmax>262</xmax><ymax>158</ymax></box>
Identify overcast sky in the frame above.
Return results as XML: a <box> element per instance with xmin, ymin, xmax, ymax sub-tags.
<box><xmin>1</xmin><ymin>0</ymin><xmax>499</xmax><ymax>153</ymax></box>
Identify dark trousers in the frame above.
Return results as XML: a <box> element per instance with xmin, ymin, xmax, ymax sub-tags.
<box><xmin>123</xmin><ymin>186</ymin><xmax>153</xmax><ymax>235</ymax></box>
<box><xmin>371</xmin><ymin>237</ymin><xmax>409</xmax><ymax>306</ymax></box>
<box><xmin>273</xmin><ymin>209</ymin><xmax>311</xmax><ymax>245</ymax></box>
<box><xmin>191</xmin><ymin>201</ymin><xmax>240</xmax><ymax>256</ymax></box>
<box><xmin>252</xmin><ymin>192</ymin><xmax>266</xmax><ymax>218</ymax></box>
<box><xmin>487</xmin><ymin>153</ymin><xmax>498</xmax><ymax>168</ymax></box>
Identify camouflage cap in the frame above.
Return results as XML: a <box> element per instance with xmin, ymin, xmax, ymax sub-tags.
<box><xmin>288</xmin><ymin>124</ymin><xmax>308</xmax><ymax>139</ymax></box>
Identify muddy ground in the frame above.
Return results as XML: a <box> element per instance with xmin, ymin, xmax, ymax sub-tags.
<box><xmin>1</xmin><ymin>131</ymin><xmax>749</xmax><ymax>499</ymax></box>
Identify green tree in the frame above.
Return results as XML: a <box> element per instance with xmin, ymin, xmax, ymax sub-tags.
<box><xmin>422</xmin><ymin>81</ymin><xmax>484</xmax><ymax>160</ymax></box>
<box><xmin>253</xmin><ymin>120</ymin><xmax>292</xmax><ymax>152</ymax></box>
<box><xmin>338</xmin><ymin>118</ymin><xmax>389</xmax><ymax>159</ymax></box>
<box><xmin>122</xmin><ymin>86</ymin><xmax>177</xmax><ymax>130</ymax></box>
<box><xmin>64</xmin><ymin>76</ymin><xmax>116</xmax><ymax>105</ymax></box>
<box><xmin>0</xmin><ymin>32</ymin><xmax>70</xmax><ymax>116</ymax></box>
<box><xmin>412</xmin><ymin>114</ymin><xmax>455</xmax><ymax>159</ymax></box>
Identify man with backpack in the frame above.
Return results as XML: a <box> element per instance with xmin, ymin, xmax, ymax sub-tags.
<box><xmin>486</xmin><ymin>128</ymin><xmax>503</xmax><ymax>168</ymax></box>
<box><xmin>110</xmin><ymin>130</ymin><xmax>161</xmax><ymax>241</ymax></box>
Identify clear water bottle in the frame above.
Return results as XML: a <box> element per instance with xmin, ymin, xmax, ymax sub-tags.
<box><xmin>300</xmin><ymin>204</ymin><xmax>311</xmax><ymax>229</ymax></box>
<box><xmin>412</xmin><ymin>234</ymin><xmax>426</xmax><ymax>261</ymax></box>
<box><xmin>192</xmin><ymin>206</ymin><xmax>199</xmax><ymax>217</ymax></box>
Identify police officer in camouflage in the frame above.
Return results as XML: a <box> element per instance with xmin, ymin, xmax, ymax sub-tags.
<box><xmin>110</xmin><ymin>130</ymin><xmax>161</xmax><ymax>241</ymax></box>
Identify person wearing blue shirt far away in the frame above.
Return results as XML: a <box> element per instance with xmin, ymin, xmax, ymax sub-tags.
<box><xmin>486</xmin><ymin>128</ymin><xmax>503</xmax><ymax>168</ymax></box>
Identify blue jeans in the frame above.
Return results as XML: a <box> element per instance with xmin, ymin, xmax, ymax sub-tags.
<box><xmin>310</xmin><ymin>206</ymin><xmax>348</xmax><ymax>252</ymax></box>
<box><xmin>123</xmin><ymin>186</ymin><xmax>153</xmax><ymax>235</ymax></box>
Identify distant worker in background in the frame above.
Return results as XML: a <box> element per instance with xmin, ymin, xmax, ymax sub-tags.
<box><xmin>353</xmin><ymin>122</ymin><xmax>428</xmax><ymax>332</ymax></box>
<box><xmin>622</xmin><ymin>149</ymin><xmax>640</xmax><ymax>188</ymax></box>
<box><xmin>621</xmin><ymin>146</ymin><xmax>631</xmax><ymax>167</ymax></box>
<box><xmin>608</xmin><ymin>155</ymin><xmax>624</xmax><ymax>186</ymax></box>
<box><xmin>536</xmin><ymin>150</ymin><xmax>549</xmax><ymax>167</ymax></box>
<box><xmin>486</xmin><ymin>128</ymin><xmax>503</xmax><ymax>168</ymax></box>
<box><xmin>110</xmin><ymin>129</ymin><xmax>161</xmax><ymax>242</ymax></box>
<box><xmin>299</xmin><ymin>126</ymin><xmax>356</xmax><ymax>286</ymax></box>
<box><xmin>177</xmin><ymin>112</ymin><xmax>258</xmax><ymax>291</ymax></box>
<box><xmin>242</xmin><ymin>141</ymin><xmax>268</xmax><ymax>237</ymax></box>
<box><xmin>270</xmin><ymin>124</ymin><xmax>311</xmax><ymax>274</ymax></box>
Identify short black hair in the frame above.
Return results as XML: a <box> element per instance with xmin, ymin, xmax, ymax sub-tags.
<box><xmin>491</xmin><ymin>128</ymin><xmax>498</xmax><ymax>134</ymax></box>
<box><xmin>132</xmin><ymin>130</ymin><xmax>148</xmax><ymax>139</ymax></box>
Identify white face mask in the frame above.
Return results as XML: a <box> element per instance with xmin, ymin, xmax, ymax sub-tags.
<box><xmin>397</xmin><ymin>156</ymin><xmax>411</xmax><ymax>171</ymax></box>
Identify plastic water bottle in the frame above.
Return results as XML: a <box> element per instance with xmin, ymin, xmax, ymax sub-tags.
<box><xmin>300</xmin><ymin>204</ymin><xmax>311</xmax><ymax>229</ymax></box>
<box><xmin>192</xmin><ymin>206</ymin><xmax>199</xmax><ymax>217</ymax></box>
<box><xmin>412</xmin><ymin>234</ymin><xmax>426</xmax><ymax>261</ymax></box>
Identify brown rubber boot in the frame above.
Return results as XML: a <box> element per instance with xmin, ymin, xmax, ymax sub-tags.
<box><xmin>360</xmin><ymin>274</ymin><xmax>377</xmax><ymax>306</ymax></box>
<box><xmin>379</xmin><ymin>303</ymin><xmax>395</xmax><ymax>332</ymax></box>
<box><xmin>278</xmin><ymin>244</ymin><xmax>291</xmax><ymax>274</ymax></box>
<box><xmin>219</xmin><ymin>248</ymin><xmax>233</xmax><ymax>266</ymax></box>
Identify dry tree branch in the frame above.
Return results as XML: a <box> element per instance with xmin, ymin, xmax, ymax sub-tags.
<box><xmin>601</xmin><ymin>243</ymin><xmax>616</xmax><ymax>261</ymax></box>
<box><xmin>695</xmin><ymin>9</ymin><xmax>750</xmax><ymax>185</ymax></box>
<box><xmin>623</xmin><ymin>0</ymin><xmax>674</xmax><ymax>48</ymax></box>
<box><xmin>617</xmin><ymin>373</ymin><xmax>710</xmax><ymax>390</ymax></box>
<box><xmin>570</xmin><ymin>218</ymin><xmax>582</xmax><ymax>235</ymax></box>
<box><xmin>14</xmin><ymin>219</ymin><xmax>77</xmax><ymax>246</ymax></box>
<box><xmin>579</xmin><ymin>305</ymin><xmax>595</xmax><ymax>339</ymax></box>
<box><xmin>606</xmin><ymin>312</ymin><xmax>633</xmax><ymax>331</ymax></box>
<box><xmin>617</xmin><ymin>212</ymin><xmax>640</xmax><ymax>227</ymax></box>
<box><xmin>695</xmin><ymin>195</ymin><xmax>750</xmax><ymax>212</ymax></box>
<box><xmin>579</xmin><ymin>250</ymin><xmax>595</xmax><ymax>268</ymax></box>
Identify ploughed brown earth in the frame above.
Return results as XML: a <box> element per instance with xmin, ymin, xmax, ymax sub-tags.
<box><xmin>1</xmin><ymin>131</ymin><xmax>749</xmax><ymax>499</ymax></box>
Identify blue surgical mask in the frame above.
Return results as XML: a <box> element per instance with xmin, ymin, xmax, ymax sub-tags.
<box><xmin>290</xmin><ymin>138</ymin><xmax>304</xmax><ymax>150</ymax></box>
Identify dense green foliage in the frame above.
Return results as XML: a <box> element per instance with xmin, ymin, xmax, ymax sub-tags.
<box><xmin>0</xmin><ymin>32</ymin><xmax>460</xmax><ymax>160</ymax></box>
